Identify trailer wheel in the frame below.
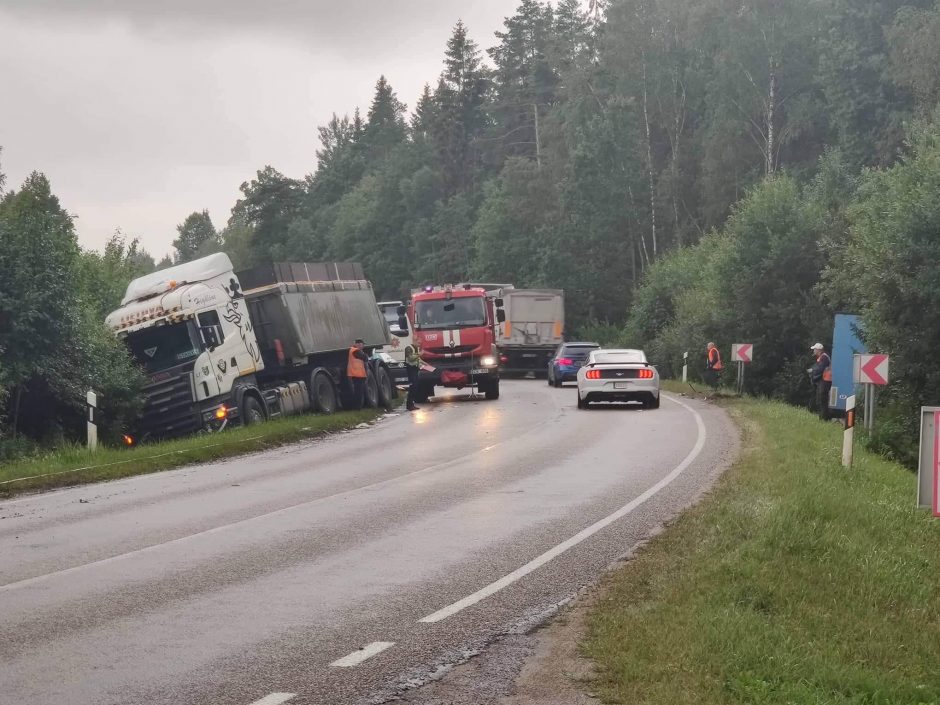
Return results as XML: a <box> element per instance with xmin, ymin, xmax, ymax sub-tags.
<box><xmin>242</xmin><ymin>395</ymin><xmax>266</xmax><ymax>425</ymax></box>
<box><xmin>311</xmin><ymin>371</ymin><xmax>337</xmax><ymax>414</ymax></box>
<box><xmin>364</xmin><ymin>369</ymin><xmax>379</xmax><ymax>408</ymax></box>
<box><xmin>376</xmin><ymin>367</ymin><xmax>394</xmax><ymax>411</ymax></box>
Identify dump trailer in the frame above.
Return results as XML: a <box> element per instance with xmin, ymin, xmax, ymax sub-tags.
<box><xmin>499</xmin><ymin>289</ymin><xmax>565</xmax><ymax>376</ymax></box>
<box><xmin>106</xmin><ymin>254</ymin><xmax>395</xmax><ymax>440</ymax></box>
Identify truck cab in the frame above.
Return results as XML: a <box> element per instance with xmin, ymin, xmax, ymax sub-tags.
<box><xmin>408</xmin><ymin>284</ymin><xmax>505</xmax><ymax>401</ymax></box>
<box><xmin>106</xmin><ymin>253</ymin><xmax>265</xmax><ymax>438</ymax></box>
<box><xmin>377</xmin><ymin>300</ymin><xmax>413</xmax><ymax>363</ymax></box>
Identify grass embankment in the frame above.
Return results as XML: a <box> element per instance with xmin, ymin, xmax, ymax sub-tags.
<box><xmin>0</xmin><ymin>406</ymin><xmax>391</xmax><ymax>498</ymax></box>
<box><xmin>586</xmin><ymin>394</ymin><xmax>940</xmax><ymax>704</ymax></box>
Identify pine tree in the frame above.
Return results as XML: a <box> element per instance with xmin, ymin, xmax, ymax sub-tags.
<box><xmin>431</xmin><ymin>21</ymin><xmax>490</xmax><ymax>196</ymax></box>
<box><xmin>362</xmin><ymin>75</ymin><xmax>407</xmax><ymax>164</ymax></box>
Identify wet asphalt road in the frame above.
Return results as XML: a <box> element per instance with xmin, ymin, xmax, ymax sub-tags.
<box><xmin>0</xmin><ymin>380</ymin><xmax>736</xmax><ymax>705</ymax></box>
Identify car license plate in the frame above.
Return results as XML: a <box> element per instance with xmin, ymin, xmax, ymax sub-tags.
<box><xmin>471</xmin><ymin>368</ymin><xmax>488</xmax><ymax>375</ymax></box>
<box><xmin>614</xmin><ymin>382</ymin><xmax>629</xmax><ymax>389</ymax></box>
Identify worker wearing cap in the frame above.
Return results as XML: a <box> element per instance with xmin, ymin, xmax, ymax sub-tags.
<box><xmin>703</xmin><ymin>342</ymin><xmax>722</xmax><ymax>388</ymax></box>
<box><xmin>809</xmin><ymin>342</ymin><xmax>833</xmax><ymax>421</ymax></box>
<box><xmin>347</xmin><ymin>339</ymin><xmax>370</xmax><ymax>410</ymax></box>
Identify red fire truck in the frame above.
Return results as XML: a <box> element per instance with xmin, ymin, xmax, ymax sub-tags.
<box><xmin>408</xmin><ymin>284</ymin><xmax>506</xmax><ymax>402</ymax></box>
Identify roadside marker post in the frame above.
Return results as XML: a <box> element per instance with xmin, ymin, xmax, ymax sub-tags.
<box><xmin>682</xmin><ymin>351</ymin><xmax>688</xmax><ymax>383</ymax></box>
<box><xmin>842</xmin><ymin>395</ymin><xmax>856</xmax><ymax>468</ymax></box>
<box><xmin>86</xmin><ymin>389</ymin><xmax>99</xmax><ymax>452</ymax></box>
<box><xmin>916</xmin><ymin>407</ymin><xmax>940</xmax><ymax>516</ymax></box>
<box><xmin>854</xmin><ymin>354</ymin><xmax>890</xmax><ymax>431</ymax></box>
<box><xmin>731</xmin><ymin>344</ymin><xmax>753</xmax><ymax>395</ymax></box>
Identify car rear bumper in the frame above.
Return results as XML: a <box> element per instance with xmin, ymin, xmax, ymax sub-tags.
<box><xmin>554</xmin><ymin>365</ymin><xmax>582</xmax><ymax>381</ymax></box>
<box><xmin>578</xmin><ymin>380</ymin><xmax>659</xmax><ymax>402</ymax></box>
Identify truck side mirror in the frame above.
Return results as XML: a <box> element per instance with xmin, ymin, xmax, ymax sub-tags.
<box><xmin>199</xmin><ymin>325</ymin><xmax>221</xmax><ymax>351</ymax></box>
<box><xmin>396</xmin><ymin>305</ymin><xmax>406</xmax><ymax>316</ymax></box>
<box><xmin>497</xmin><ymin>310</ymin><xmax>506</xmax><ymax>323</ymax></box>
<box><xmin>494</xmin><ymin>298</ymin><xmax>504</xmax><ymax>308</ymax></box>
<box><xmin>397</xmin><ymin>315</ymin><xmax>409</xmax><ymax>331</ymax></box>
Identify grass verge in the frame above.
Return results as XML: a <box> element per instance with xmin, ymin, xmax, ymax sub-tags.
<box><xmin>0</xmin><ymin>406</ymin><xmax>393</xmax><ymax>498</ymax></box>
<box><xmin>585</xmin><ymin>395</ymin><xmax>940</xmax><ymax>704</ymax></box>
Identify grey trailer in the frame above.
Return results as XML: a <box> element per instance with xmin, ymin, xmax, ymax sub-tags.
<box><xmin>499</xmin><ymin>289</ymin><xmax>565</xmax><ymax>376</ymax></box>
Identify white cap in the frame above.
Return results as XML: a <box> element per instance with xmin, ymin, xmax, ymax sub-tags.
<box><xmin>810</xmin><ymin>343</ymin><xmax>824</xmax><ymax>351</ymax></box>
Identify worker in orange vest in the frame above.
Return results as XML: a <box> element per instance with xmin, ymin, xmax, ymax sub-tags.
<box><xmin>703</xmin><ymin>342</ymin><xmax>722</xmax><ymax>388</ymax></box>
<box><xmin>347</xmin><ymin>338</ymin><xmax>370</xmax><ymax>410</ymax></box>
<box><xmin>809</xmin><ymin>342</ymin><xmax>832</xmax><ymax>421</ymax></box>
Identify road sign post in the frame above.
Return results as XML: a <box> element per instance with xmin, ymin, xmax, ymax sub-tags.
<box><xmin>854</xmin><ymin>353</ymin><xmax>890</xmax><ymax>431</ymax></box>
<box><xmin>916</xmin><ymin>407</ymin><xmax>940</xmax><ymax>516</ymax></box>
<box><xmin>731</xmin><ymin>344</ymin><xmax>753</xmax><ymax>395</ymax></box>
<box><xmin>682</xmin><ymin>351</ymin><xmax>688</xmax><ymax>383</ymax></box>
<box><xmin>842</xmin><ymin>395</ymin><xmax>856</xmax><ymax>468</ymax></box>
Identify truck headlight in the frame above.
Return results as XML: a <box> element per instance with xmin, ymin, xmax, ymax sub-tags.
<box><xmin>481</xmin><ymin>356</ymin><xmax>497</xmax><ymax>367</ymax></box>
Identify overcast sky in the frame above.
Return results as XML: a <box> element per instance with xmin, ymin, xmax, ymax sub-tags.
<box><xmin>0</xmin><ymin>1</ymin><xmax>518</xmax><ymax>259</ymax></box>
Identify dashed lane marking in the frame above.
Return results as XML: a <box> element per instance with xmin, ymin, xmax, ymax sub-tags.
<box><xmin>330</xmin><ymin>641</ymin><xmax>396</xmax><ymax>668</ymax></box>
<box><xmin>418</xmin><ymin>393</ymin><xmax>707</xmax><ymax>623</ymax></box>
<box><xmin>247</xmin><ymin>693</ymin><xmax>296</xmax><ymax>705</ymax></box>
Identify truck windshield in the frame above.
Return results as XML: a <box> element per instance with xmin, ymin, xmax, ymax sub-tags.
<box><xmin>415</xmin><ymin>298</ymin><xmax>486</xmax><ymax>330</ymax></box>
<box><xmin>125</xmin><ymin>323</ymin><xmax>201</xmax><ymax>373</ymax></box>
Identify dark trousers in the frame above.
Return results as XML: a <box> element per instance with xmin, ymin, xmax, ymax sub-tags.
<box><xmin>815</xmin><ymin>380</ymin><xmax>832</xmax><ymax>420</ymax></box>
<box><xmin>406</xmin><ymin>365</ymin><xmax>419</xmax><ymax>407</ymax></box>
<box><xmin>350</xmin><ymin>377</ymin><xmax>365</xmax><ymax>410</ymax></box>
<box><xmin>703</xmin><ymin>368</ymin><xmax>721</xmax><ymax>387</ymax></box>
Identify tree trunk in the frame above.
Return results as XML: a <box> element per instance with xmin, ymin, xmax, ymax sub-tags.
<box><xmin>533</xmin><ymin>103</ymin><xmax>542</xmax><ymax>168</ymax></box>
<box><xmin>766</xmin><ymin>55</ymin><xmax>777</xmax><ymax>176</ymax></box>
<box><xmin>641</xmin><ymin>51</ymin><xmax>658</xmax><ymax>258</ymax></box>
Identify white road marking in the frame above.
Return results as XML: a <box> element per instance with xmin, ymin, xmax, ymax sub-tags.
<box><xmin>419</xmin><ymin>393</ymin><xmax>707</xmax><ymax>623</ymax></box>
<box><xmin>330</xmin><ymin>641</ymin><xmax>395</xmax><ymax>667</ymax></box>
<box><xmin>247</xmin><ymin>693</ymin><xmax>296</xmax><ymax>705</ymax></box>
<box><xmin>0</xmin><ymin>410</ymin><xmax>565</xmax><ymax>592</ymax></box>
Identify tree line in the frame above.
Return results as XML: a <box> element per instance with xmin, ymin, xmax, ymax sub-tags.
<box><xmin>2</xmin><ymin>0</ymin><xmax>940</xmax><ymax>462</ymax></box>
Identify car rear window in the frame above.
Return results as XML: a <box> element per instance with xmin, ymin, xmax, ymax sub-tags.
<box><xmin>593</xmin><ymin>351</ymin><xmax>647</xmax><ymax>364</ymax></box>
<box><xmin>563</xmin><ymin>346</ymin><xmax>597</xmax><ymax>358</ymax></box>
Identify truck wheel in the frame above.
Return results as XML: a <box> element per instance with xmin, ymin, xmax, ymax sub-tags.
<box><xmin>376</xmin><ymin>366</ymin><xmax>394</xmax><ymax>411</ymax></box>
<box><xmin>484</xmin><ymin>379</ymin><xmax>500</xmax><ymax>400</ymax></box>
<box><xmin>311</xmin><ymin>371</ymin><xmax>337</xmax><ymax>414</ymax></box>
<box><xmin>364</xmin><ymin>369</ymin><xmax>379</xmax><ymax>408</ymax></box>
<box><xmin>242</xmin><ymin>395</ymin><xmax>266</xmax><ymax>425</ymax></box>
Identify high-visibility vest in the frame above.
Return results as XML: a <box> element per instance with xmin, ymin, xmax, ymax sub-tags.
<box><xmin>821</xmin><ymin>353</ymin><xmax>832</xmax><ymax>382</ymax></box>
<box><xmin>708</xmin><ymin>347</ymin><xmax>723</xmax><ymax>371</ymax></box>
<box><xmin>347</xmin><ymin>347</ymin><xmax>367</xmax><ymax>379</ymax></box>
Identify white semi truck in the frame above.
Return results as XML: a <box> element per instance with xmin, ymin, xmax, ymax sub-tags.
<box><xmin>106</xmin><ymin>254</ymin><xmax>397</xmax><ymax>440</ymax></box>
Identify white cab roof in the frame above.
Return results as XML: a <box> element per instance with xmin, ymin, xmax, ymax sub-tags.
<box><xmin>121</xmin><ymin>253</ymin><xmax>233</xmax><ymax>305</ymax></box>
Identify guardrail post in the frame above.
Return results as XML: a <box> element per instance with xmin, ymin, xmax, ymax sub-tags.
<box><xmin>86</xmin><ymin>390</ymin><xmax>98</xmax><ymax>452</ymax></box>
<box><xmin>842</xmin><ymin>394</ymin><xmax>856</xmax><ymax>468</ymax></box>
<box><xmin>682</xmin><ymin>351</ymin><xmax>688</xmax><ymax>383</ymax></box>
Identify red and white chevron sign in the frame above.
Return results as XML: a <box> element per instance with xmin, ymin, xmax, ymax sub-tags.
<box><xmin>855</xmin><ymin>354</ymin><xmax>889</xmax><ymax>386</ymax></box>
<box><xmin>731</xmin><ymin>343</ymin><xmax>753</xmax><ymax>363</ymax></box>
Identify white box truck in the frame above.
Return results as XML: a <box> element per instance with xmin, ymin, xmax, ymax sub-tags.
<box><xmin>498</xmin><ymin>289</ymin><xmax>565</xmax><ymax>377</ymax></box>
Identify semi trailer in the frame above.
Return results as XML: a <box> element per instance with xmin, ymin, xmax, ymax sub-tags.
<box><xmin>498</xmin><ymin>289</ymin><xmax>565</xmax><ymax>376</ymax></box>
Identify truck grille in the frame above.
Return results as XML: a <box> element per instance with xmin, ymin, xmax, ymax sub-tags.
<box><xmin>427</xmin><ymin>345</ymin><xmax>477</xmax><ymax>356</ymax></box>
<box><xmin>138</xmin><ymin>365</ymin><xmax>198</xmax><ymax>438</ymax></box>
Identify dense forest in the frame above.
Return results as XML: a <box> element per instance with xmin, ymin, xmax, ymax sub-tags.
<box><xmin>2</xmin><ymin>0</ymin><xmax>940</xmax><ymax>464</ymax></box>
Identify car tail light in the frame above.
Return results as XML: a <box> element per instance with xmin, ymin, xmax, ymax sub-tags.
<box><xmin>586</xmin><ymin>369</ymin><xmax>601</xmax><ymax>380</ymax></box>
<box><xmin>558</xmin><ymin>358</ymin><xmax>573</xmax><ymax>366</ymax></box>
<box><xmin>637</xmin><ymin>369</ymin><xmax>654</xmax><ymax>379</ymax></box>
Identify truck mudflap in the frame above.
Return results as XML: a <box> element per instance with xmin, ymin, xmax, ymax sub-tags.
<box><xmin>501</xmin><ymin>346</ymin><xmax>555</xmax><ymax>374</ymax></box>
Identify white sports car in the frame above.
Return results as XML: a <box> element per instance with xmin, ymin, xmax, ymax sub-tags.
<box><xmin>576</xmin><ymin>348</ymin><xmax>661</xmax><ymax>410</ymax></box>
